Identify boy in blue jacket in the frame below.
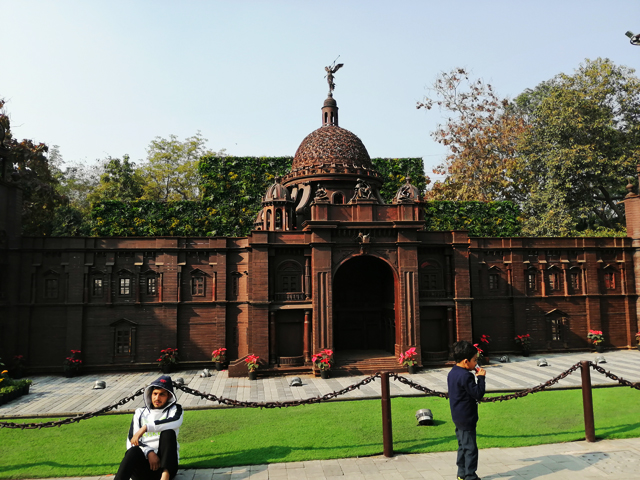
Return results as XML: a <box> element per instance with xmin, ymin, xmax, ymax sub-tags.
<box><xmin>114</xmin><ymin>375</ymin><xmax>184</xmax><ymax>480</ymax></box>
<box><xmin>447</xmin><ymin>341</ymin><xmax>486</xmax><ymax>480</ymax></box>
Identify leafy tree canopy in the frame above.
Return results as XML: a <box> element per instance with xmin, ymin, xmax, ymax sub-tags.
<box><xmin>420</xmin><ymin>59</ymin><xmax>640</xmax><ymax>236</ymax></box>
<box><xmin>0</xmin><ymin>99</ymin><xmax>64</xmax><ymax>236</ymax></box>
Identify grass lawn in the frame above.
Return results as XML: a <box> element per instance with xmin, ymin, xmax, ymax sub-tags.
<box><xmin>1</xmin><ymin>387</ymin><xmax>639</xmax><ymax>479</ymax></box>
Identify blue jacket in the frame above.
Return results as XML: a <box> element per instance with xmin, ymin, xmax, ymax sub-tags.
<box><xmin>447</xmin><ymin>365</ymin><xmax>485</xmax><ymax>430</ymax></box>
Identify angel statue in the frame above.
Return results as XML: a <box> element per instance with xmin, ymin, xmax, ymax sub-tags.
<box><xmin>325</xmin><ymin>62</ymin><xmax>344</xmax><ymax>95</ymax></box>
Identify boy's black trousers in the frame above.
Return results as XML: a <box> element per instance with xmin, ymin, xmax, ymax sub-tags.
<box><xmin>455</xmin><ymin>427</ymin><xmax>479</xmax><ymax>480</ymax></box>
<box><xmin>114</xmin><ymin>430</ymin><xmax>179</xmax><ymax>480</ymax></box>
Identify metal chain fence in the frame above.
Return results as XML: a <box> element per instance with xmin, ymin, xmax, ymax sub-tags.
<box><xmin>1</xmin><ymin>361</ymin><xmax>638</xmax><ymax>430</ymax></box>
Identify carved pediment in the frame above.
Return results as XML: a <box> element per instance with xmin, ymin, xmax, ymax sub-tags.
<box><xmin>43</xmin><ymin>269</ymin><xmax>59</xmax><ymax>276</ymax></box>
<box><xmin>117</xmin><ymin>268</ymin><xmax>134</xmax><ymax>275</ymax></box>
<box><xmin>545</xmin><ymin>308</ymin><xmax>568</xmax><ymax>317</ymax></box>
<box><xmin>110</xmin><ymin>317</ymin><xmax>138</xmax><ymax>327</ymax></box>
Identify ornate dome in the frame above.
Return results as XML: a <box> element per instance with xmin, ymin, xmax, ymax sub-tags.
<box><xmin>263</xmin><ymin>177</ymin><xmax>292</xmax><ymax>203</ymax></box>
<box><xmin>283</xmin><ymin>125</ymin><xmax>379</xmax><ymax>185</ymax></box>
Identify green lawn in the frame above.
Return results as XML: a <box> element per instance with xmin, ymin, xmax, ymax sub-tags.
<box><xmin>1</xmin><ymin>387</ymin><xmax>639</xmax><ymax>479</ymax></box>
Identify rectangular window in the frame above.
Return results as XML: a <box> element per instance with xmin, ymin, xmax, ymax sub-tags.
<box><xmin>281</xmin><ymin>275</ymin><xmax>298</xmax><ymax>292</ymax></box>
<box><xmin>119</xmin><ymin>278</ymin><xmax>131</xmax><ymax>296</ymax></box>
<box><xmin>45</xmin><ymin>278</ymin><xmax>59</xmax><ymax>299</ymax></box>
<box><xmin>570</xmin><ymin>272</ymin><xmax>580</xmax><ymax>290</ymax></box>
<box><xmin>550</xmin><ymin>318</ymin><xmax>563</xmax><ymax>341</ymax></box>
<box><xmin>548</xmin><ymin>272</ymin><xmax>562</xmax><ymax>291</ymax></box>
<box><xmin>527</xmin><ymin>272</ymin><xmax>537</xmax><ymax>291</ymax></box>
<box><xmin>93</xmin><ymin>278</ymin><xmax>103</xmax><ymax>296</ymax></box>
<box><xmin>232</xmin><ymin>276</ymin><xmax>239</xmax><ymax>296</ymax></box>
<box><xmin>147</xmin><ymin>277</ymin><xmax>157</xmax><ymax>295</ymax></box>
<box><xmin>488</xmin><ymin>274</ymin><xmax>499</xmax><ymax>290</ymax></box>
<box><xmin>192</xmin><ymin>276</ymin><xmax>205</xmax><ymax>296</ymax></box>
<box><xmin>604</xmin><ymin>272</ymin><xmax>615</xmax><ymax>290</ymax></box>
<box><xmin>422</xmin><ymin>273</ymin><xmax>438</xmax><ymax>290</ymax></box>
<box><xmin>115</xmin><ymin>329</ymin><xmax>131</xmax><ymax>354</ymax></box>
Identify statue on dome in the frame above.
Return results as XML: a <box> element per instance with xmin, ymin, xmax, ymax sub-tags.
<box><xmin>325</xmin><ymin>61</ymin><xmax>344</xmax><ymax>96</ymax></box>
<box><xmin>350</xmin><ymin>178</ymin><xmax>373</xmax><ymax>202</ymax></box>
<box><xmin>314</xmin><ymin>183</ymin><xmax>328</xmax><ymax>201</ymax></box>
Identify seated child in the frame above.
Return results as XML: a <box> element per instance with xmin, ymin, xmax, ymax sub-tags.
<box><xmin>114</xmin><ymin>375</ymin><xmax>184</xmax><ymax>480</ymax></box>
<box><xmin>447</xmin><ymin>341</ymin><xmax>486</xmax><ymax>480</ymax></box>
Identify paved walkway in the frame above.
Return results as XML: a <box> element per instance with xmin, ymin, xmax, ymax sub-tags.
<box><xmin>2</xmin><ymin>350</ymin><xmax>639</xmax><ymax>418</ymax></box>
<box><xmin>21</xmin><ymin>437</ymin><xmax>640</xmax><ymax>479</ymax></box>
<box><xmin>5</xmin><ymin>350</ymin><xmax>640</xmax><ymax>480</ymax></box>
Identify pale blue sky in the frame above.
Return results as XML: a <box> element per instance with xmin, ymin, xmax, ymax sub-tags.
<box><xmin>2</xmin><ymin>1</ymin><xmax>640</xmax><ymax>178</ymax></box>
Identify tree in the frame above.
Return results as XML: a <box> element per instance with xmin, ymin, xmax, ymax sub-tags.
<box><xmin>0</xmin><ymin>99</ymin><xmax>64</xmax><ymax>236</ymax></box>
<box><xmin>141</xmin><ymin>132</ymin><xmax>221</xmax><ymax>202</ymax></box>
<box><xmin>514</xmin><ymin>58</ymin><xmax>640</xmax><ymax>235</ymax></box>
<box><xmin>87</xmin><ymin>155</ymin><xmax>146</xmax><ymax>205</ymax></box>
<box><xmin>418</xmin><ymin>68</ymin><xmax>528</xmax><ymax>202</ymax></box>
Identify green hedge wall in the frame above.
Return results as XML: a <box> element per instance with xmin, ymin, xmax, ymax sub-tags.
<box><xmin>90</xmin><ymin>156</ymin><xmax>522</xmax><ymax>238</ymax></box>
<box><xmin>424</xmin><ymin>201</ymin><xmax>523</xmax><ymax>237</ymax></box>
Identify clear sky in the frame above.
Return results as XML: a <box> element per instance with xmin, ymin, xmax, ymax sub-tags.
<box><xmin>2</xmin><ymin>1</ymin><xmax>640</xmax><ymax>178</ymax></box>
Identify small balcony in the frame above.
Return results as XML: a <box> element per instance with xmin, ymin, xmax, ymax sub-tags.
<box><xmin>273</xmin><ymin>292</ymin><xmax>306</xmax><ymax>301</ymax></box>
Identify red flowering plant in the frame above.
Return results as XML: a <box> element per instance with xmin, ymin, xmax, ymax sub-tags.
<box><xmin>312</xmin><ymin>349</ymin><xmax>334</xmax><ymax>371</ymax></box>
<box><xmin>514</xmin><ymin>334</ymin><xmax>531</xmax><ymax>351</ymax></box>
<box><xmin>211</xmin><ymin>348</ymin><xmax>227</xmax><ymax>362</ymax></box>
<box><xmin>157</xmin><ymin>348</ymin><xmax>179</xmax><ymax>368</ymax></box>
<box><xmin>473</xmin><ymin>344</ymin><xmax>485</xmax><ymax>363</ymax></box>
<box><xmin>245</xmin><ymin>354</ymin><xmax>260</xmax><ymax>372</ymax></box>
<box><xmin>398</xmin><ymin>347</ymin><xmax>418</xmax><ymax>367</ymax></box>
<box><xmin>63</xmin><ymin>349</ymin><xmax>83</xmax><ymax>374</ymax></box>
<box><xmin>635</xmin><ymin>332</ymin><xmax>640</xmax><ymax>344</ymax></box>
<box><xmin>587</xmin><ymin>330</ymin><xmax>604</xmax><ymax>345</ymax></box>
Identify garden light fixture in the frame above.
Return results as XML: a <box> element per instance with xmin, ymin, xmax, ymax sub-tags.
<box><xmin>415</xmin><ymin>409</ymin><xmax>434</xmax><ymax>426</ymax></box>
<box><xmin>173</xmin><ymin>377</ymin><xmax>185</xmax><ymax>386</ymax></box>
<box><xmin>595</xmin><ymin>355</ymin><xmax>606</xmax><ymax>364</ymax></box>
<box><xmin>289</xmin><ymin>377</ymin><xmax>303</xmax><ymax>387</ymax></box>
<box><xmin>92</xmin><ymin>380</ymin><xmax>106</xmax><ymax>389</ymax></box>
<box><xmin>537</xmin><ymin>358</ymin><xmax>548</xmax><ymax>367</ymax></box>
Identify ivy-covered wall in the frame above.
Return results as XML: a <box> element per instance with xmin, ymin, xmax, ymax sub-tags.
<box><xmin>90</xmin><ymin>156</ymin><xmax>523</xmax><ymax>237</ymax></box>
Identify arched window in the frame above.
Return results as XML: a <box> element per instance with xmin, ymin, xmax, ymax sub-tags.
<box><xmin>333</xmin><ymin>192</ymin><xmax>344</xmax><ymax>204</ymax></box>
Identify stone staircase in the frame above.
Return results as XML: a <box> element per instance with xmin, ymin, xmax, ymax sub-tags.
<box><xmin>333</xmin><ymin>350</ymin><xmax>404</xmax><ymax>375</ymax></box>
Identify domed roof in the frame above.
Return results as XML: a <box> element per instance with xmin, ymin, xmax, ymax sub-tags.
<box><xmin>263</xmin><ymin>177</ymin><xmax>292</xmax><ymax>203</ymax></box>
<box><xmin>285</xmin><ymin>125</ymin><xmax>376</xmax><ymax>181</ymax></box>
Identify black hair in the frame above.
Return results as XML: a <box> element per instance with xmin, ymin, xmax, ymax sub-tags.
<box><xmin>453</xmin><ymin>340</ymin><xmax>478</xmax><ymax>363</ymax></box>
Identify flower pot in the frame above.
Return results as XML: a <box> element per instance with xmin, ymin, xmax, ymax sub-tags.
<box><xmin>248</xmin><ymin>371</ymin><xmax>257</xmax><ymax>381</ymax></box>
<box><xmin>160</xmin><ymin>364</ymin><xmax>172</xmax><ymax>374</ymax></box>
<box><xmin>595</xmin><ymin>344</ymin><xmax>604</xmax><ymax>353</ymax></box>
<box><xmin>407</xmin><ymin>365</ymin><xmax>417</xmax><ymax>375</ymax></box>
<box><xmin>64</xmin><ymin>369</ymin><xmax>77</xmax><ymax>378</ymax></box>
<box><xmin>522</xmin><ymin>350</ymin><xmax>530</xmax><ymax>357</ymax></box>
<box><xmin>636</xmin><ymin>344</ymin><xmax>640</xmax><ymax>352</ymax></box>
<box><xmin>320</xmin><ymin>370</ymin><xmax>330</xmax><ymax>379</ymax></box>
<box><xmin>215</xmin><ymin>361</ymin><xmax>223</xmax><ymax>371</ymax></box>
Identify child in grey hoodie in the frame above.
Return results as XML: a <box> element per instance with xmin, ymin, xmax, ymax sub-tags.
<box><xmin>114</xmin><ymin>375</ymin><xmax>183</xmax><ymax>480</ymax></box>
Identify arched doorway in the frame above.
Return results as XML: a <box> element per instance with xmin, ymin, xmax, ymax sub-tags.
<box><xmin>333</xmin><ymin>255</ymin><xmax>396</xmax><ymax>352</ymax></box>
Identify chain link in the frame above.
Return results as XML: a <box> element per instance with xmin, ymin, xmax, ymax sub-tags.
<box><xmin>590</xmin><ymin>363</ymin><xmax>640</xmax><ymax>390</ymax></box>
<box><xmin>0</xmin><ymin>387</ymin><xmax>145</xmax><ymax>430</ymax></box>
<box><xmin>1</xmin><ymin>362</ymin><xmax>638</xmax><ymax>430</ymax></box>
<box><xmin>174</xmin><ymin>373</ymin><xmax>381</xmax><ymax>408</ymax></box>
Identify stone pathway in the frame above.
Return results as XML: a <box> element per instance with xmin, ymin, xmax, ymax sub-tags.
<box><xmin>1</xmin><ymin>350</ymin><xmax>639</xmax><ymax>418</ymax></box>
<box><xmin>22</xmin><ymin>437</ymin><xmax>640</xmax><ymax>479</ymax></box>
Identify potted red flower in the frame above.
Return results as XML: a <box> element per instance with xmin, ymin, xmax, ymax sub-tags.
<box><xmin>514</xmin><ymin>334</ymin><xmax>531</xmax><ymax>356</ymax></box>
<box><xmin>398</xmin><ymin>347</ymin><xmax>418</xmax><ymax>374</ymax></box>
<box><xmin>245</xmin><ymin>354</ymin><xmax>260</xmax><ymax>380</ymax></box>
<box><xmin>587</xmin><ymin>330</ymin><xmax>604</xmax><ymax>353</ymax></box>
<box><xmin>312</xmin><ymin>349</ymin><xmax>334</xmax><ymax>379</ymax></box>
<box><xmin>63</xmin><ymin>350</ymin><xmax>83</xmax><ymax>377</ymax></box>
<box><xmin>157</xmin><ymin>347</ymin><xmax>179</xmax><ymax>374</ymax></box>
<box><xmin>211</xmin><ymin>347</ymin><xmax>227</xmax><ymax>371</ymax></box>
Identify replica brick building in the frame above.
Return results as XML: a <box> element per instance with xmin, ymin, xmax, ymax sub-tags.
<box><xmin>1</xmin><ymin>90</ymin><xmax>639</xmax><ymax>376</ymax></box>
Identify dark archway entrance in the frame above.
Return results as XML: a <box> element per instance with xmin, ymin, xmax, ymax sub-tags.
<box><xmin>333</xmin><ymin>255</ymin><xmax>396</xmax><ymax>352</ymax></box>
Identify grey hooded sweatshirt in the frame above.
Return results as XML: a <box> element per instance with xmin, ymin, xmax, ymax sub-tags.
<box><xmin>126</xmin><ymin>375</ymin><xmax>183</xmax><ymax>460</ymax></box>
